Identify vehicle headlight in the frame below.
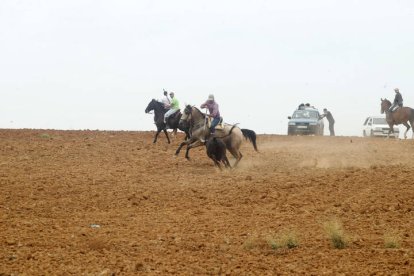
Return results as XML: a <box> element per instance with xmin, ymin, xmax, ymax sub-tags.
<box><xmin>288</xmin><ymin>122</ymin><xmax>296</xmax><ymax>126</ymax></box>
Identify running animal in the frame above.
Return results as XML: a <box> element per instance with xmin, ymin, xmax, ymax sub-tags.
<box><xmin>205</xmin><ymin>136</ymin><xmax>231</xmax><ymax>170</ymax></box>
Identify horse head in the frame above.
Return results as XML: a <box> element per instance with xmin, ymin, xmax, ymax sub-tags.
<box><xmin>145</xmin><ymin>99</ymin><xmax>164</xmax><ymax>114</ymax></box>
<box><xmin>145</xmin><ymin>99</ymin><xmax>156</xmax><ymax>113</ymax></box>
<box><xmin>180</xmin><ymin>105</ymin><xmax>193</xmax><ymax>123</ymax></box>
<box><xmin>380</xmin><ymin>98</ymin><xmax>391</xmax><ymax>114</ymax></box>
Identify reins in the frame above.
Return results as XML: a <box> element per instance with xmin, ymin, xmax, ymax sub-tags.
<box><xmin>187</xmin><ymin>107</ymin><xmax>208</xmax><ymax>132</ymax></box>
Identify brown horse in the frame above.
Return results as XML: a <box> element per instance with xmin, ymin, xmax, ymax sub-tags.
<box><xmin>380</xmin><ymin>98</ymin><xmax>414</xmax><ymax>139</ymax></box>
<box><xmin>175</xmin><ymin>105</ymin><xmax>257</xmax><ymax>167</ymax></box>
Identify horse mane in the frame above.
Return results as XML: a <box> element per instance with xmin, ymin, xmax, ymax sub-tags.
<box><xmin>186</xmin><ymin>105</ymin><xmax>205</xmax><ymax>118</ymax></box>
<box><xmin>152</xmin><ymin>99</ymin><xmax>166</xmax><ymax>109</ymax></box>
<box><xmin>192</xmin><ymin>106</ymin><xmax>205</xmax><ymax>118</ymax></box>
<box><xmin>382</xmin><ymin>98</ymin><xmax>391</xmax><ymax>105</ymax></box>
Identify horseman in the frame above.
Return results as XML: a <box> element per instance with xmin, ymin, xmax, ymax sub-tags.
<box><xmin>161</xmin><ymin>90</ymin><xmax>171</xmax><ymax>110</ymax></box>
<box><xmin>201</xmin><ymin>94</ymin><xmax>221</xmax><ymax>136</ymax></box>
<box><xmin>164</xmin><ymin>91</ymin><xmax>180</xmax><ymax>127</ymax></box>
<box><xmin>389</xmin><ymin>88</ymin><xmax>403</xmax><ymax>112</ymax></box>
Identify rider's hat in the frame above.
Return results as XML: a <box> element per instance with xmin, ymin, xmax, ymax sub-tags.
<box><xmin>208</xmin><ymin>94</ymin><xmax>214</xmax><ymax>101</ymax></box>
<box><xmin>169</xmin><ymin>91</ymin><xmax>175</xmax><ymax>96</ymax></box>
<box><xmin>394</xmin><ymin>88</ymin><xmax>399</xmax><ymax>92</ymax></box>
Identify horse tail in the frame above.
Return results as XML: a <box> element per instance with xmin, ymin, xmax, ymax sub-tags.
<box><xmin>241</xmin><ymin>129</ymin><xmax>258</xmax><ymax>152</ymax></box>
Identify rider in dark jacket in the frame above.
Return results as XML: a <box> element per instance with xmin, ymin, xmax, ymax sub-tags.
<box><xmin>320</xmin><ymin>108</ymin><xmax>335</xmax><ymax>136</ymax></box>
<box><xmin>389</xmin><ymin>88</ymin><xmax>403</xmax><ymax>112</ymax></box>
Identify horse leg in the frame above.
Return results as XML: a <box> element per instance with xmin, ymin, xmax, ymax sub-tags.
<box><xmin>411</xmin><ymin>120</ymin><xmax>414</xmax><ymax>139</ymax></box>
<box><xmin>176</xmin><ymin>137</ymin><xmax>196</xmax><ymax>155</ymax></box>
<box><xmin>213</xmin><ymin>158</ymin><xmax>222</xmax><ymax>170</ymax></box>
<box><xmin>185</xmin><ymin>140</ymin><xmax>203</xmax><ymax>160</ymax></box>
<box><xmin>223</xmin><ymin>156</ymin><xmax>232</xmax><ymax>169</ymax></box>
<box><xmin>387</xmin><ymin>127</ymin><xmax>391</xmax><ymax>139</ymax></box>
<box><xmin>153</xmin><ymin>129</ymin><xmax>162</xmax><ymax>144</ymax></box>
<box><xmin>234</xmin><ymin>151</ymin><xmax>243</xmax><ymax>167</ymax></box>
<box><xmin>163</xmin><ymin>129</ymin><xmax>171</xmax><ymax>144</ymax></box>
<box><xmin>228</xmin><ymin>147</ymin><xmax>243</xmax><ymax>167</ymax></box>
<box><xmin>401</xmin><ymin>122</ymin><xmax>409</xmax><ymax>139</ymax></box>
<box><xmin>184</xmin><ymin>131</ymin><xmax>190</xmax><ymax>140</ymax></box>
<box><xmin>387</xmin><ymin>122</ymin><xmax>394</xmax><ymax>139</ymax></box>
<box><xmin>404</xmin><ymin>122</ymin><xmax>411</xmax><ymax>139</ymax></box>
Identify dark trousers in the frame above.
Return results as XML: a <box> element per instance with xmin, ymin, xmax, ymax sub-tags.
<box><xmin>329</xmin><ymin>122</ymin><xmax>335</xmax><ymax>136</ymax></box>
<box><xmin>210</xmin><ymin>117</ymin><xmax>220</xmax><ymax>133</ymax></box>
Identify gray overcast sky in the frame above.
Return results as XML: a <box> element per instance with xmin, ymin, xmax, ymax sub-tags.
<box><xmin>1</xmin><ymin>0</ymin><xmax>413</xmax><ymax>136</ymax></box>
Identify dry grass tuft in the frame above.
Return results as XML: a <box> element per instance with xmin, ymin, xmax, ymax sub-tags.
<box><xmin>384</xmin><ymin>232</ymin><xmax>401</xmax><ymax>249</ymax></box>
<box><xmin>266</xmin><ymin>231</ymin><xmax>299</xmax><ymax>249</ymax></box>
<box><xmin>323</xmin><ymin>218</ymin><xmax>347</xmax><ymax>249</ymax></box>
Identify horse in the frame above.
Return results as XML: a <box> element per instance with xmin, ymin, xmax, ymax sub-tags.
<box><xmin>380</xmin><ymin>98</ymin><xmax>414</xmax><ymax>139</ymax></box>
<box><xmin>145</xmin><ymin>99</ymin><xmax>190</xmax><ymax>144</ymax></box>
<box><xmin>175</xmin><ymin>105</ymin><xmax>258</xmax><ymax>167</ymax></box>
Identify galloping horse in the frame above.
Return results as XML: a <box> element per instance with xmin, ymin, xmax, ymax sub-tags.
<box><xmin>381</xmin><ymin>98</ymin><xmax>414</xmax><ymax>139</ymax></box>
<box><xmin>175</xmin><ymin>105</ymin><xmax>258</xmax><ymax>167</ymax></box>
<box><xmin>145</xmin><ymin>99</ymin><xmax>190</xmax><ymax>144</ymax></box>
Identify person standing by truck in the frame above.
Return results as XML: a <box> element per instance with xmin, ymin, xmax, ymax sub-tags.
<box><xmin>320</xmin><ymin>108</ymin><xmax>335</xmax><ymax>136</ymax></box>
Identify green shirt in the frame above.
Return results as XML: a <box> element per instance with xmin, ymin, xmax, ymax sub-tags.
<box><xmin>171</xmin><ymin>97</ymin><xmax>179</xmax><ymax>110</ymax></box>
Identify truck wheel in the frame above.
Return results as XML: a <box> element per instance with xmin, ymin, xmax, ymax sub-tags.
<box><xmin>363</xmin><ymin>130</ymin><xmax>366</xmax><ymax>137</ymax></box>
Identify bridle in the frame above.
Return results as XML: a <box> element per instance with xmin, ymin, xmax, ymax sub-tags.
<box><xmin>183</xmin><ymin>106</ymin><xmax>208</xmax><ymax>132</ymax></box>
<box><xmin>381</xmin><ymin>99</ymin><xmax>391</xmax><ymax>115</ymax></box>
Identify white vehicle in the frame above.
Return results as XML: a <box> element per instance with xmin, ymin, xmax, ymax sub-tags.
<box><xmin>362</xmin><ymin>116</ymin><xmax>399</xmax><ymax>138</ymax></box>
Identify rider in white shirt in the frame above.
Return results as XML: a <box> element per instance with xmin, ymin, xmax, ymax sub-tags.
<box><xmin>161</xmin><ymin>90</ymin><xmax>171</xmax><ymax>109</ymax></box>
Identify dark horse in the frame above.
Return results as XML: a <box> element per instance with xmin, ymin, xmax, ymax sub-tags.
<box><xmin>145</xmin><ymin>99</ymin><xmax>190</xmax><ymax>144</ymax></box>
<box><xmin>176</xmin><ymin>105</ymin><xmax>258</xmax><ymax>167</ymax></box>
<box><xmin>381</xmin><ymin>98</ymin><xmax>414</xmax><ymax>139</ymax></box>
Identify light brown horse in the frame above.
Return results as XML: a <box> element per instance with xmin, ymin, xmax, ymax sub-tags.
<box><xmin>380</xmin><ymin>98</ymin><xmax>414</xmax><ymax>139</ymax></box>
<box><xmin>175</xmin><ymin>105</ymin><xmax>257</xmax><ymax>167</ymax></box>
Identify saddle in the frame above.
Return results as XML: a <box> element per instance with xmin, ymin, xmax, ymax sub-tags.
<box><xmin>390</xmin><ymin>106</ymin><xmax>401</xmax><ymax>113</ymax></box>
<box><xmin>166</xmin><ymin>109</ymin><xmax>181</xmax><ymax>124</ymax></box>
<box><xmin>172</xmin><ymin>109</ymin><xmax>180</xmax><ymax>117</ymax></box>
<box><xmin>206</xmin><ymin>117</ymin><xmax>225</xmax><ymax>130</ymax></box>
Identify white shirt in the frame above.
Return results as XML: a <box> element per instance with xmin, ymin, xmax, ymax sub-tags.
<box><xmin>161</xmin><ymin>95</ymin><xmax>171</xmax><ymax>107</ymax></box>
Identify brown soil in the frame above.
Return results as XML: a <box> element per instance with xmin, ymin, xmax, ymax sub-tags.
<box><xmin>1</xmin><ymin>129</ymin><xmax>414</xmax><ymax>275</ymax></box>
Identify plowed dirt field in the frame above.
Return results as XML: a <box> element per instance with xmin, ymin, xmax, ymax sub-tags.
<box><xmin>1</xmin><ymin>129</ymin><xmax>414</xmax><ymax>275</ymax></box>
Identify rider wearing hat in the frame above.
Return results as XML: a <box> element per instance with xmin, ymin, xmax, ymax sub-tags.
<box><xmin>389</xmin><ymin>88</ymin><xmax>403</xmax><ymax>112</ymax></box>
<box><xmin>163</xmin><ymin>92</ymin><xmax>180</xmax><ymax>126</ymax></box>
<box><xmin>201</xmin><ymin>94</ymin><xmax>221</xmax><ymax>135</ymax></box>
